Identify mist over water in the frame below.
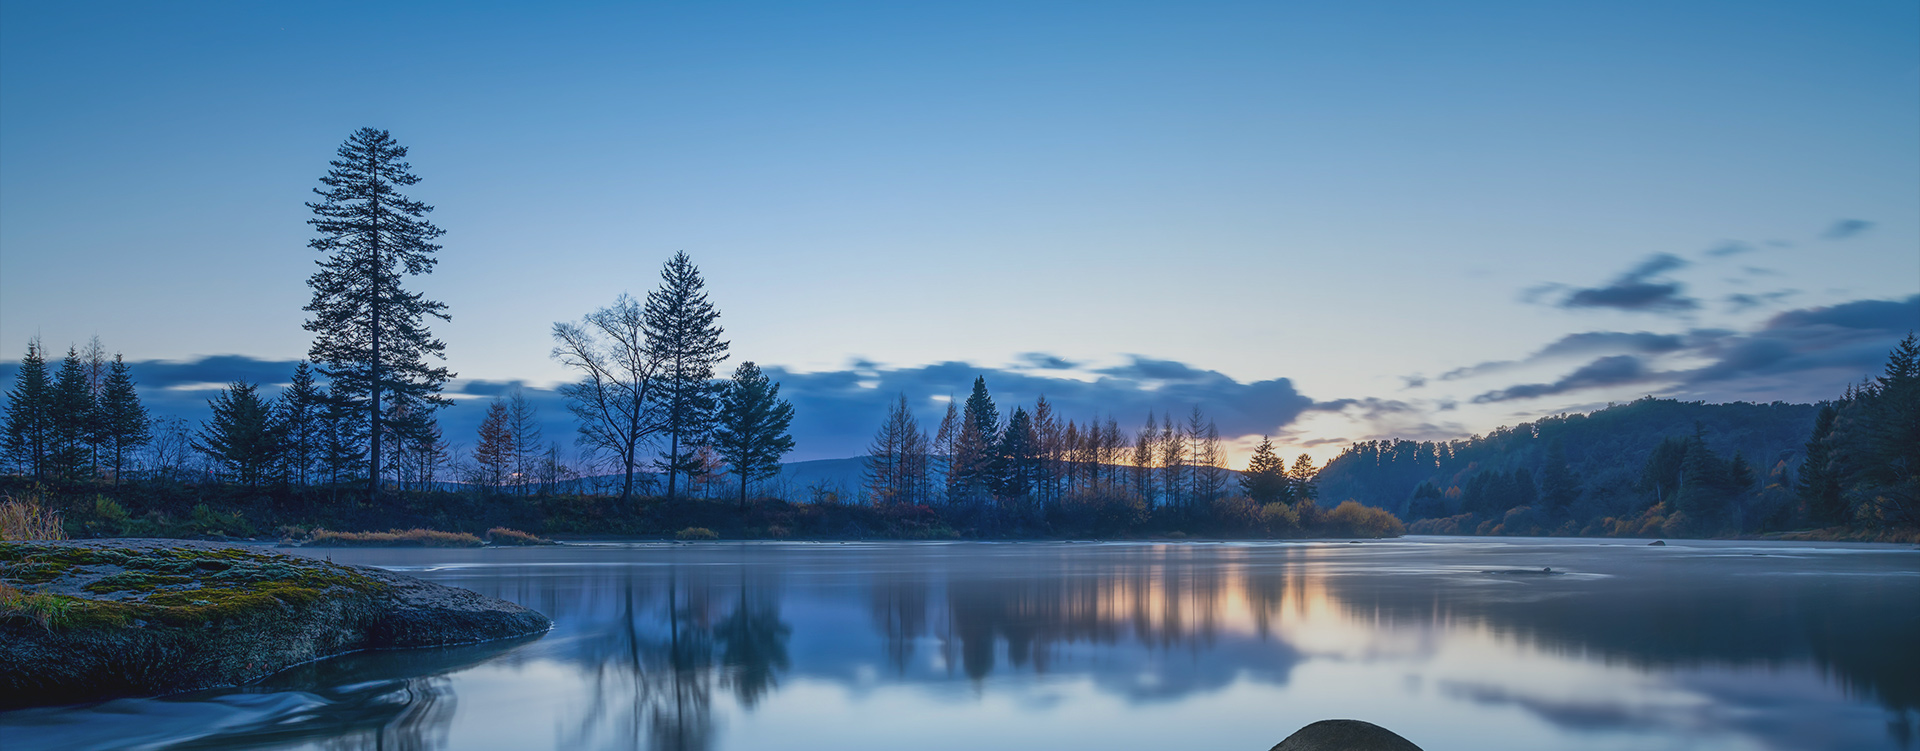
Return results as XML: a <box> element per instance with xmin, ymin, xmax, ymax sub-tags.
<box><xmin>4</xmin><ymin>539</ymin><xmax>1916</xmax><ymax>751</ymax></box>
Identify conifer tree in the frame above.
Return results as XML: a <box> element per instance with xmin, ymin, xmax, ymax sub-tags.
<box><xmin>49</xmin><ymin>346</ymin><xmax>94</xmax><ymax>482</ymax></box>
<box><xmin>82</xmin><ymin>336</ymin><xmax>109</xmax><ymax>474</ymax></box>
<box><xmin>1240</xmin><ymin>436</ymin><xmax>1291</xmax><ymax>504</ymax></box>
<box><xmin>96</xmin><ymin>354</ymin><xmax>151</xmax><ymax>484</ymax></box>
<box><xmin>951</xmin><ymin>377</ymin><xmax>999</xmax><ymax>507</ymax></box>
<box><xmin>643</xmin><ymin>251</ymin><xmax>729</xmax><ymax>500</ymax></box>
<box><xmin>715</xmin><ymin>362</ymin><xmax>795</xmax><ymax>509</ymax></box>
<box><xmin>303</xmin><ymin>127</ymin><xmax>452</xmax><ymax>498</ymax></box>
<box><xmin>994</xmin><ymin>407</ymin><xmax>1039</xmax><ymax>509</ymax></box>
<box><xmin>472</xmin><ymin>400</ymin><xmax>514</xmax><ymax>489</ymax></box>
<box><xmin>1797</xmin><ymin>403</ymin><xmax>1846</xmax><ymax>524</ymax></box>
<box><xmin>3</xmin><ymin>338</ymin><xmax>53</xmax><ymax>479</ymax></box>
<box><xmin>1132</xmin><ymin>413</ymin><xmax>1157</xmax><ymax>503</ymax></box>
<box><xmin>1289</xmin><ymin>454</ymin><xmax>1319</xmax><ymax>502</ymax></box>
<box><xmin>277</xmin><ymin>363</ymin><xmax>326</xmax><ymax>487</ymax></box>
<box><xmin>194</xmin><ymin>381</ymin><xmax>284</xmax><ymax>487</ymax></box>
<box><xmin>1539</xmin><ymin>439</ymin><xmax>1580</xmax><ymax>518</ymax></box>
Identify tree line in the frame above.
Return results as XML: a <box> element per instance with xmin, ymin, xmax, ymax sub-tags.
<box><xmin>1322</xmin><ymin>334</ymin><xmax>1917</xmax><ymax>538</ymax></box>
<box><xmin>860</xmin><ymin>377</ymin><xmax>1326</xmax><ymax>532</ymax></box>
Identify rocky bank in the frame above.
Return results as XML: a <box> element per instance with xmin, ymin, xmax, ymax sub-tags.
<box><xmin>0</xmin><ymin>539</ymin><xmax>550</xmax><ymax>708</ymax></box>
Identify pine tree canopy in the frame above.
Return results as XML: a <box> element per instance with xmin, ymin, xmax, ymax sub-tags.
<box><xmin>303</xmin><ymin>127</ymin><xmax>452</xmax><ymax>495</ymax></box>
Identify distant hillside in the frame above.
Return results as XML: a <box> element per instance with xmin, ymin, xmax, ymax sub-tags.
<box><xmin>1316</xmin><ymin>397</ymin><xmax>1821</xmax><ymax>518</ymax></box>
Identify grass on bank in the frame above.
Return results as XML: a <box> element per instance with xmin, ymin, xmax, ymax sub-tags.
<box><xmin>1</xmin><ymin>494</ymin><xmax>67</xmax><ymax>541</ymax></box>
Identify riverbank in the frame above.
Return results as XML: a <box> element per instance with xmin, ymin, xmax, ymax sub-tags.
<box><xmin>0</xmin><ymin>539</ymin><xmax>550</xmax><ymax>708</ymax></box>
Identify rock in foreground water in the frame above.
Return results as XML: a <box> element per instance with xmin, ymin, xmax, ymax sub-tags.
<box><xmin>0</xmin><ymin>539</ymin><xmax>550</xmax><ymax>708</ymax></box>
<box><xmin>1270</xmin><ymin>719</ymin><xmax>1424</xmax><ymax>751</ymax></box>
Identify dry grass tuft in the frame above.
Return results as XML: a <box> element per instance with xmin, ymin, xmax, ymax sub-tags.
<box><xmin>484</xmin><ymin>527</ymin><xmax>554</xmax><ymax>546</ymax></box>
<box><xmin>0</xmin><ymin>494</ymin><xmax>67</xmax><ymax>541</ymax></box>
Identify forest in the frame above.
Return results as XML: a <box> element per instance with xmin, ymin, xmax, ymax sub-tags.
<box><xmin>3</xmin><ymin>127</ymin><xmax>1915</xmax><ymax>543</ymax></box>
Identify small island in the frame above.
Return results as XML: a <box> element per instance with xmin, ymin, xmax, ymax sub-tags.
<box><xmin>0</xmin><ymin>539</ymin><xmax>550</xmax><ymax>708</ymax></box>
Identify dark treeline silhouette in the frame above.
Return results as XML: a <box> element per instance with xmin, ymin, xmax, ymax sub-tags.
<box><xmin>1318</xmin><ymin>334</ymin><xmax>1918</xmax><ymax>539</ymax></box>
<box><xmin>853</xmin><ymin>377</ymin><xmax>1398</xmax><ymax>538</ymax></box>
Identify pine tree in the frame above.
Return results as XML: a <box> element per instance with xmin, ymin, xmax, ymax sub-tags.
<box><xmin>1539</xmin><ymin>438</ymin><xmax>1580</xmax><ymax>518</ymax></box>
<box><xmin>1240</xmin><ymin>436</ymin><xmax>1290</xmax><ymax>504</ymax></box>
<box><xmin>277</xmin><ymin>363</ymin><xmax>326</xmax><ymax>487</ymax></box>
<box><xmin>1289</xmin><ymin>454</ymin><xmax>1319</xmax><ymax>502</ymax></box>
<box><xmin>1797</xmin><ymin>403</ymin><xmax>1846</xmax><ymax>525</ymax></box>
<box><xmin>2</xmin><ymin>338</ymin><xmax>53</xmax><ymax>479</ymax></box>
<box><xmin>951</xmin><ymin>377</ymin><xmax>999</xmax><ymax>507</ymax></box>
<box><xmin>194</xmin><ymin>382</ymin><xmax>284</xmax><ymax>487</ymax></box>
<box><xmin>48</xmin><ymin>346</ymin><xmax>94</xmax><ymax>482</ymax></box>
<box><xmin>643</xmin><ymin>251</ymin><xmax>729</xmax><ymax>501</ymax></box>
<box><xmin>96</xmin><ymin>354</ymin><xmax>151</xmax><ymax>484</ymax></box>
<box><xmin>1032</xmin><ymin>396</ymin><xmax>1061</xmax><ymax>511</ymax></box>
<box><xmin>303</xmin><ymin>127</ymin><xmax>452</xmax><ymax>498</ymax></box>
<box><xmin>715</xmin><ymin>362</ymin><xmax>795</xmax><ymax>509</ymax></box>
<box><xmin>472</xmin><ymin>400</ymin><xmax>514</xmax><ymax>489</ymax></box>
<box><xmin>993</xmin><ymin>407</ymin><xmax>1039</xmax><ymax>510</ymax></box>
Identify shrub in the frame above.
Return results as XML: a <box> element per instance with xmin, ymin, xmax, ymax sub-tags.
<box><xmin>485</xmin><ymin>527</ymin><xmax>554</xmax><ymax>546</ymax></box>
<box><xmin>1408</xmin><ymin>513</ymin><xmax>1474</xmax><ymax>536</ymax></box>
<box><xmin>675</xmin><ymin>527</ymin><xmax>718</xmax><ymax>541</ymax></box>
<box><xmin>308</xmin><ymin>528</ymin><xmax>485</xmax><ymax>547</ymax></box>
<box><xmin>85</xmin><ymin>496</ymin><xmax>134</xmax><ymax>537</ymax></box>
<box><xmin>1320</xmin><ymin>500</ymin><xmax>1406</xmax><ymax>538</ymax></box>
<box><xmin>189</xmin><ymin>504</ymin><xmax>254</xmax><ymax>538</ymax></box>
<box><xmin>1258</xmin><ymin>502</ymin><xmax>1301</xmax><ymax>534</ymax></box>
<box><xmin>0</xmin><ymin>494</ymin><xmax>66</xmax><ymax>541</ymax></box>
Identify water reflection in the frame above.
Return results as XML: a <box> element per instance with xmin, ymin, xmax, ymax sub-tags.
<box><xmin>5</xmin><ymin>540</ymin><xmax>1915</xmax><ymax>751</ymax></box>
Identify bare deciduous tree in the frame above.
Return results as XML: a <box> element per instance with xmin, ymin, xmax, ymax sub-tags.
<box><xmin>552</xmin><ymin>294</ymin><xmax>663</xmax><ymax>505</ymax></box>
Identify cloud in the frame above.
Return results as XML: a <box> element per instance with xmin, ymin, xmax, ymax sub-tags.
<box><xmin>1437</xmin><ymin>331</ymin><xmax>1687</xmax><ymax>382</ymax></box>
<box><xmin>1465</xmin><ymin>294</ymin><xmax>1918</xmax><ymax>404</ymax></box>
<box><xmin>1723</xmin><ymin>290</ymin><xmax>1796</xmax><ymax>313</ymax></box>
<box><xmin>1703</xmin><ymin>241</ymin><xmax>1752</xmax><ymax>258</ymax></box>
<box><xmin>1821</xmin><ymin>219</ymin><xmax>1873</xmax><ymax>240</ymax></box>
<box><xmin>1471</xmin><ymin>355</ymin><xmax>1657</xmax><ymax>403</ymax></box>
<box><xmin>1558</xmin><ymin>253</ymin><xmax>1699</xmax><ymax>313</ymax></box>
<box><xmin>1016</xmin><ymin>352</ymin><xmax>1081</xmax><ymax>370</ymax></box>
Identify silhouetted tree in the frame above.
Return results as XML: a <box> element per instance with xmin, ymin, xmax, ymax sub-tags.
<box><xmin>644</xmin><ymin>252</ymin><xmax>729</xmax><ymax>501</ymax></box>
<box><xmin>1240</xmin><ymin>436</ymin><xmax>1291</xmax><ymax>505</ymax></box>
<box><xmin>553</xmin><ymin>293</ymin><xmax>662</xmax><ymax>505</ymax></box>
<box><xmin>194</xmin><ymin>381</ymin><xmax>283</xmax><ymax>487</ymax></box>
<box><xmin>472</xmin><ymin>400</ymin><xmax>514</xmax><ymax>489</ymax></box>
<box><xmin>3</xmin><ymin>338</ymin><xmax>53</xmax><ymax>479</ymax></box>
<box><xmin>715</xmin><ymin>362</ymin><xmax>795</xmax><ymax>509</ymax></box>
<box><xmin>993</xmin><ymin>407</ymin><xmax>1039</xmax><ymax>509</ymax></box>
<box><xmin>507</xmin><ymin>388</ymin><xmax>542</xmax><ymax>494</ymax></box>
<box><xmin>1831</xmin><ymin>333</ymin><xmax>1920</xmax><ymax>527</ymax></box>
<box><xmin>951</xmin><ymin>377</ymin><xmax>999</xmax><ymax>507</ymax></box>
<box><xmin>48</xmin><ymin>346</ymin><xmax>94</xmax><ymax>482</ymax></box>
<box><xmin>96</xmin><ymin>355</ymin><xmax>150</xmax><ymax>484</ymax></box>
<box><xmin>277</xmin><ymin>362</ymin><xmax>326</xmax><ymax>487</ymax></box>
<box><xmin>1539</xmin><ymin>439</ymin><xmax>1580</xmax><ymax>518</ymax></box>
<box><xmin>1798</xmin><ymin>403</ymin><xmax>1846</xmax><ymax>525</ymax></box>
<box><xmin>1289</xmin><ymin>454</ymin><xmax>1319</xmax><ymax>502</ymax></box>
<box><xmin>303</xmin><ymin>127</ymin><xmax>452</xmax><ymax>498</ymax></box>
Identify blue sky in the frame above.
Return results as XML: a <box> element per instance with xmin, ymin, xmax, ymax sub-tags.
<box><xmin>2</xmin><ymin>1</ymin><xmax>1915</xmax><ymax>462</ymax></box>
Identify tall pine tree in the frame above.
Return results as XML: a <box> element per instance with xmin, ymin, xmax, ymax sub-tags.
<box><xmin>49</xmin><ymin>346</ymin><xmax>94</xmax><ymax>482</ymax></box>
<box><xmin>1240</xmin><ymin>436</ymin><xmax>1291</xmax><ymax>505</ymax></box>
<box><xmin>194</xmin><ymin>382</ymin><xmax>284</xmax><ymax>487</ymax></box>
<box><xmin>303</xmin><ymin>127</ymin><xmax>452</xmax><ymax>498</ymax></box>
<box><xmin>96</xmin><ymin>354</ymin><xmax>150</xmax><ymax>484</ymax></box>
<box><xmin>3</xmin><ymin>338</ymin><xmax>53</xmax><ymax>479</ymax></box>
<box><xmin>715</xmin><ymin>362</ymin><xmax>795</xmax><ymax>509</ymax></box>
<box><xmin>643</xmin><ymin>251</ymin><xmax>728</xmax><ymax>501</ymax></box>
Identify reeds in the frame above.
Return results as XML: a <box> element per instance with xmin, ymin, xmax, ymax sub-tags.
<box><xmin>0</xmin><ymin>494</ymin><xmax>67</xmax><ymax>541</ymax></box>
<box><xmin>484</xmin><ymin>527</ymin><xmax>554</xmax><ymax>546</ymax></box>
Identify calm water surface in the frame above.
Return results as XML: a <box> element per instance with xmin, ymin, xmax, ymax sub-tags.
<box><xmin>4</xmin><ymin>538</ymin><xmax>1917</xmax><ymax>751</ymax></box>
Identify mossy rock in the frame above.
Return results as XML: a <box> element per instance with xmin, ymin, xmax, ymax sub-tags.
<box><xmin>0</xmin><ymin>539</ymin><xmax>550</xmax><ymax>708</ymax></box>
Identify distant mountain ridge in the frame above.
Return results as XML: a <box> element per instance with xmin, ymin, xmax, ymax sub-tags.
<box><xmin>1315</xmin><ymin>397</ymin><xmax>1821</xmax><ymax>517</ymax></box>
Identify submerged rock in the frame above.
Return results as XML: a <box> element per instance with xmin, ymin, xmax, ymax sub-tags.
<box><xmin>0</xmin><ymin>539</ymin><xmax>550</xmax><ymax>708</ymax></box>
<box><xmin>1649</xmin><ymin>540</ymin><xmax>1667</xmax><ymax>546</ymax></box>
<box><xmin>1270</xmin><ymin>719</ymin><xmax>1423</xmax><ymax>751</ymax></box>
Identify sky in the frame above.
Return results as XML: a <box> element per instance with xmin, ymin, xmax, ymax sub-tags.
<box><xmin>2</xmin><ymin>1</ymin><xmax>1916</xmax><ymax>464</ymax></box>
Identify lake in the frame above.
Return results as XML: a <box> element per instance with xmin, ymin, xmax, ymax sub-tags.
<box><xmin>3</xmin><ymin>537</ymin><xmax>1917</xmax><ymax>750</ymax></box>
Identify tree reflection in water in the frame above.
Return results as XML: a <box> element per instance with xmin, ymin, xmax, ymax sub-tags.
<box><xmin>562</xmin><ymin>567</ymin><xmax>792</xmax><ymax>751</ymax></box>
